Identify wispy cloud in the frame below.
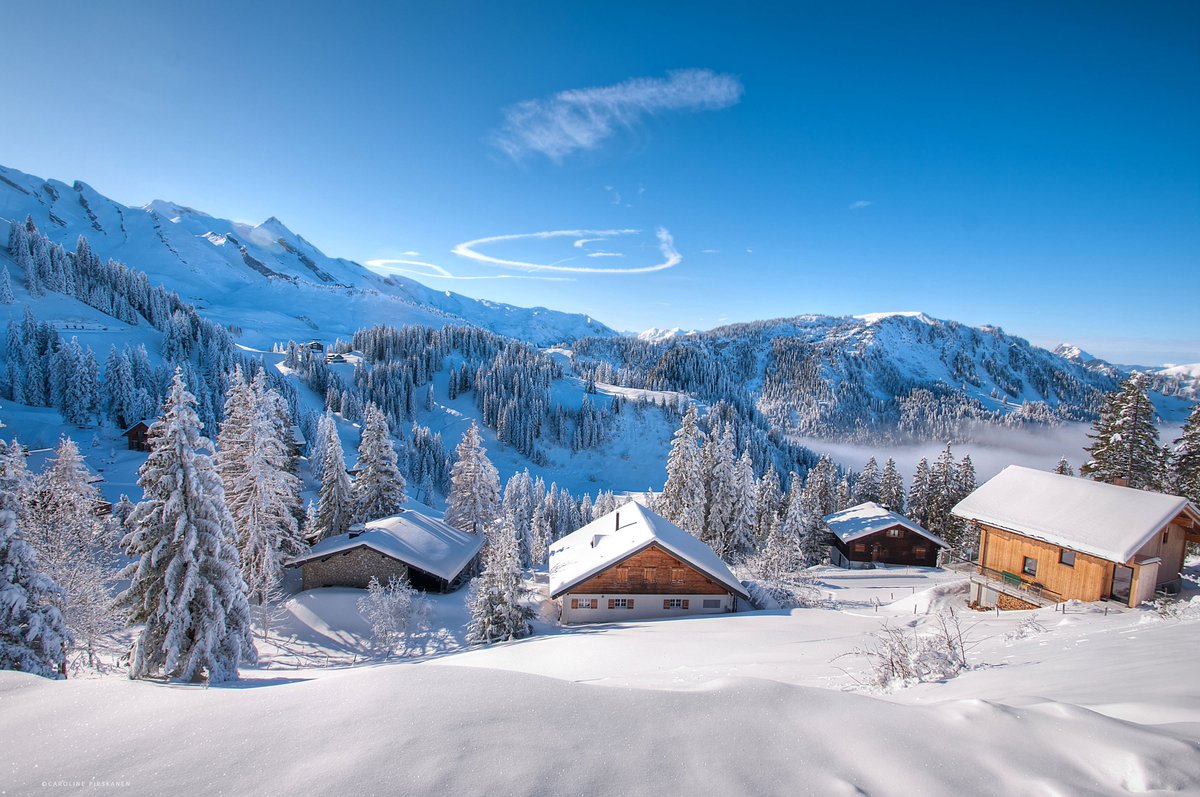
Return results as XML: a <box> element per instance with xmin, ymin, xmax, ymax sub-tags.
<box><xmin>365</xmin><ymin>258</ymin><xmax>572</xmax><ymax>282</ymax></box>
<box><xmin>452</xmin><ymin>228</ymin><xmax>682</xmax><ymax>274</ymax></box>
<box><xmin>587</xmin><ymin>251</ymin><xmax>625</xmax><ymax>258</ymax></box>
<box><xmin>848</xmin><ymin>200</ymin><xmax>873</xmax><ymax>210</ymax></box>
<box><xmin>491</xmin><ymin>69</ymin><xmax>744</xmax><ymax>162</ymax></box>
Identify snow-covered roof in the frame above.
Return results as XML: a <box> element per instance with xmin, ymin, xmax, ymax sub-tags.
<box><xmin>951</xmin><ymin>466</ymin><xmax>1200</xmax><ymax>564</ymax></box>
<box><xmin>548</xmin><ymin>502</ymin><xmax>750</xmax><ymax>600</ymax></box>
<box><xmin>288</xmin><ymin>510</ymin><xmax>483</xmax><ymax>582</ymax></box>
<box><xmin>122</xmin><ymin>419</ymin><xmax>155</xmax><ymax>434</ymax></box>
<box><xmin>822</xmin><ymin>502</ymin><xmax>947</xmax><ymax>547</ymax></box>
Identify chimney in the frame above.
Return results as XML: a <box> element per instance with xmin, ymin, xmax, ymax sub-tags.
<box><xmin>615</xmin><ymin>511</ymin><xmax>620</xmax><ymax>530</ymax></box>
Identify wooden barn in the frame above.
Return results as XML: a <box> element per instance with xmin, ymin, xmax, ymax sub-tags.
<box><xmin>286</xmin><ymin>509</ymin><xmax>483</xmax><ymax>592</ymax></box>
<box><xmin>122</xmin><ymin>419</ymin><xmax>154</xmax><ymax>452</ymax></box>
<box><xmin>952</xmin><ymin>466</ymin><xmax>1200</xmax><ymax>610</ymax></box>
<box><xmin>822</xmin><ymin>502</ymin><xmax>947</xmax><ymax>568</ymax></box>
<box><xmin>549</xmin><ymin>502</ymin><xmax>750</xmax><ymax>623</ymax></box>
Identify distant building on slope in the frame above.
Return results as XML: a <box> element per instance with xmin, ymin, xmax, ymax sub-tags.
<box><xmin>952</xmin><ymin>466</ymin><xmax>1200</xmax><ymax>610</ymax></box>
<box><xmin>121</xmin><ymin>419</ymin><xmax>154</xmax><ymax>452</ymax></box>
<box><xmin>549</xmin><ymin>502</ymin><xmax>750</xmax><ymax>623</ymax></box>
<box><xmin>287</xmin><ymin>509</ymin><xmax>483</xmax><ymax>592</ymax></box>
<box><xmin>822</xmin><ymin>502</ymin><xmax>947</xmax><ymax>569</ymax></box>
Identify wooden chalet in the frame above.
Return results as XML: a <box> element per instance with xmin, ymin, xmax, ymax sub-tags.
<box><xmin>286</xmin><ymin>509</ymin><xmax>482</xmax><ymax>592</ymax></box>
<box><xmin>549</xmin><ymin>502</ymin><xmax>750</xmax><ymax>623</ymax></box>
<box><xmin>122</xmin><ymin>419</ymin><xmax>154</xmax><ymax>452</ymax></box>
<box><xmin>822</xmin><ymin>502</ymin><xmax>947</xmax><ymax>568</ymax></box>
<box><xmin>952</xmin><ymin>466</ymin><xmax>1200</xmax><ymax>610</ymax></box>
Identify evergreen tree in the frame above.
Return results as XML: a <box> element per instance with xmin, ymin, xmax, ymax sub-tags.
<box><xmin>728</xmin><ymin>449</ymin><xmax>759</xmax><ymax>560</ymax></box>
<box><xmin>24</xmin><ymin>437</ymin><xmax>119</xmax><ymax>667</ymax></box>
<box><xmin>118</xmin><ymin>370</ymin><xmax>255</xmax><ymax>682</ymax></box>
<box><xmin>853</xmin><ymin>457</ymin><xmax>881</xmax><ymax>505</ymax></box>
<box><xmin>659</xmin><ymin>405</ymin><xmax>707</xmax><ymax>536</ymax></box>
<box><xmin>219</xmin><ymin>371</ymin><xmax>306</xmax><ymax>615</ymax></box>
<box><xmin>1172</xmin><ymin>401</ymin><xmax>1200</xmax><ymax>503</ymax></box>
<box><xmin>908</xmin><ymin>457</ymin><xmax>932</xmax><ymax>526</ymax></box>
<box><xmin>0</xmin><ymin>506</ymin><xmax>71</xmax><ymax>678</ymax></box>
<box><xmin>0</xmin><ymin>266</ymin><xmax>13</xmax><ymax>304</ymax></box>
<box><xmin>879</xmin><ymin>458</ymin><xmax>905</xmax><ymax>512</ymax></box>
<box><xmin>465</xmin><ymin>517</ymin><xmax>532</xmax><ymax>645</ymax></box>
<box><xmin>1054</xmin><ymin>456</ymin><xmax>1076</xmax><ymax>477</ymax></box>
<box><xmin>754</xmin><ymin>462</ymin><xmax>783</xmax><ymax>544</ymax></box>
<box><xmin>1082</xmin><ymin>374</ymin><xmax>1163</xmax><ymax>490</ymax></box>
<box><xmin>313</xmin><ymin>417</ymin><xmax>354</xmax><ymax>541</ymax></box>
<box><xmin>444</xmin><ymin>421</ymin><xmax>501</xmax><ymax>536</ymax></box>
<box><xmin>353</xmin><ymin>404</ymin><xmax>407</xmax><ymax>522</ymax></box>
<box><xmin>702</xmin><ymin>425</ymin><xmax>737</xmax><ymax>556</ymax></box>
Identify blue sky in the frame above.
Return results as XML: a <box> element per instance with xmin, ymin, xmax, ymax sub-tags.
<box><xmin>2</xmin><ymin>1</ymin><xmax>1198</xmax><ymax>363</ymax></box>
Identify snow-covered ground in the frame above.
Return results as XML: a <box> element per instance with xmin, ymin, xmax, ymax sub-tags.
<box><xmin>4</xmin><ymin>566</ymin><xmax>1198</xmax><ymax>796</ymax></box>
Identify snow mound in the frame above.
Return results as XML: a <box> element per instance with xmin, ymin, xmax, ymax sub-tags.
<box><xmin>885</xmin><ymin>579</ymin><xmax>970</xmax><ymax>614</ymax></box>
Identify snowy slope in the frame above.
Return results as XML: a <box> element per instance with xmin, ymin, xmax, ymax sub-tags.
<box><xmin>0</xmin><ymin>164</ymin><xmax>615</xmax><ymax>346</ymax></box>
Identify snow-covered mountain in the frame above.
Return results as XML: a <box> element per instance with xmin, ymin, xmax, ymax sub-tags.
<box><xmin>573</xmin><ymin>313</ymin><xmax>1196</xmax><ymax>442</ymax></box>
<box><xmin>0</xmin><ymin>164</ymin><xmax>615</xmax><ymax>346</ymax></box>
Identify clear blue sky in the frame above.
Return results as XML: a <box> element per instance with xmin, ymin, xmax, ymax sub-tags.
<box><xmin>2</xmin><ymin>1</ymin><xmax>1197</xmax><ymax>363</ymax></box>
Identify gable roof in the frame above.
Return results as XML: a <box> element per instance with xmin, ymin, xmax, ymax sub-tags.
<box><xmin>548</xmin><ymin>502</ymin><xmax>750</xmax><ymax>600</ymax></box>
<box><xmin>287</xmin><ymin>510</ymin><xmax>483</xmax><ymax>582</ymax></box>
<box><xmin>122</xmin><ymin>419</ymin><xmax>155</xmax><ymax>435</ymax></box>
<box><xmin>951</xmin><ymin>465</ymin><xmax>1200</xmax><ymax>564</ymax></box>
<box><xmin>822</xmin><ymin>502</ymin><xmax>947</xmax><ymax>547</ymax></box>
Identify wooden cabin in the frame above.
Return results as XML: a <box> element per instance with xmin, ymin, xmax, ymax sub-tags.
<box><xmin>823</xmin><ymin>502</ymin><xmax>947</xmax><ymax>568</ymax></box>
<box><xmin>286</xmin><ymin>509</ymin><xmax>482</xmax><ymax>592</ymax></box>
<box><xmin>550</xmin><ymin>502</ymin><xmax>750</xmax><ymax>623</ymax></box>
<box><xmin>952</xmin><ymin>466</ymin><xmax>1200</xmax><ymax>610</ymax></box>
<box><xmin>122</xmin><ymin>420</ymin><xmax>154</xmax><ymax>452</ymax></box>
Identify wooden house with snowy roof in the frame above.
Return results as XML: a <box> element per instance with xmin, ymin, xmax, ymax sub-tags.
<box><xmin>121</xmin><ymin>419</ymin><xmax>155</xmax><ymax>452</ymax></box>
<box><xmin>549</xmin><ymin>502</ymin><xmax>750</xmax><ymax>623</ymax></box>
<box><xmin>952</xmin><ymin>466</ymin><xmax>1200</xmax><ymax>609</ymax></box>
<box><xmin>287</xmin><ymin>509</ymin><xmax>482</xmax><ymax>592</ymax></box>
<box><xmin>822</xmin><ymin>502</ymin><xmax>947</xmax><ymax>568</ymax></box>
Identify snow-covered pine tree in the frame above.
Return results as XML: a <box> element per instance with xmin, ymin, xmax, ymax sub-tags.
<box><xmin>702</xmin><ymin>425</ymin><xmax>738</xmax><ymax>556</ymax></box>
<box><xmin>728</xmin><ymin>449</ymin><xmax>759</xmax><ymax>560</ymax></box>
<box><xmin>879</xmin><ymin>458</ymin><xmax>905</xmax><ymax>512</ymax></box>
<box><xmin>313</xmin><ymin>417</ymin><xmax>354</xmax><ymax>542</ymax></box>
<box><xmin>118</xmin><ymin>370</ymin><xmax>255</xmax><ymax>683</ymax></box>
<box><xmin>23</xmin><ymin>437</ymin><xmax>119</xmax><ymax>668</ymax></box>
<box><xmin>924</xmin><ymin>443</ymin><xmax>961</xmax><ymax>548</ymax></box>
<box><xmin>352</xmin><ymin>404</ymin><xmax>407</xmax><ymax>523</ymax></box>
<box><xmin>1054</xmin><ymin>456</ymin><xmax>1075</xmax><ymax>476</ymax></box>
<box><xmin>754</xmin><ymin>462</ymin><xmax>783</xmax><ymax>544</ymax></box>
<box><xmin>220</xmin><ymin>371</ymin><xmax>306</xmax><ymax>619</ymax></box>
<box><xmin>0</xmin><ymin>506</ymin><xmax>71</xmax><ymax>678</ymax></box>
<box><xmin>0</xmin><ymin>266</ymin><xmax>13</xmax><ymax>304</ymax></box>
<box><xmin>444</xmin><ymin>421</ymin><xmax>501</xmax><ymax>537</ymax></box>
<box><xmin>1172</xmin><ymin>402</ymin><xmax>1200</xmax><ymax>503</ymax></box>
<box><xmin>659</xmin><ymin>404</ymin><xmax>707</xmax><ymax>536</ymax></box>
<box><xmin>1081</xmin><ymin>374</ymin><xmax>1164</xmax><ymax>490</ymax></box>
<box><xmin>908</xmin><ymin>457</ymin><xmax>932</xmax><ymax>527</ymax></box>
<box><xmin>853</xmin><ymin>457</ymin><xmax>881</xmax><ymax>505</ymax></box>
<box><xmin>465</xmin><ymin>516</ymin><xmax>532</xmax><ymax>645</ymax></box>
<box><xmin>0</xmin><ymin>418</ymin><xmax>71</xmax><ymax>679</ymax></box>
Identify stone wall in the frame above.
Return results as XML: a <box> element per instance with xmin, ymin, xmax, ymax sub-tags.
<box><xmin>301</xmin><ymin>545</ymin><xmax>412</xmax><ymax>590</ymax></box>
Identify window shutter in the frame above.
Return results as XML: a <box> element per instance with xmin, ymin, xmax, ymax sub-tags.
<box><xmin>627</xmin><ymin>599</ymin><xmax>634</xmax><ymax>609</ymax></box>
<box><xmin>591</xmin><ymin>599</ymin><xmax>598</xmax><ymax>609</ymax></box>
<box><xmin>571</xmin><ymin>599</ymin><xmax>578</xmax><ymax>609</ymax></box>
<box><xmin>608</xmin><ymin>599</ymin><xmax>615</xmax><ymax>610</ymax></box>
<box><xmin>663</xmin><ymin>599</ymin><xmax>670</xmax><ymax>610</ymax></box>
<box><xmin>683</xmin><ymin>600</ymin><xmax>689</xmax><ymax>609</ymax></box>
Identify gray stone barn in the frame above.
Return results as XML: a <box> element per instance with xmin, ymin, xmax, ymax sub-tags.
<box><xmin>288</xmin><ymin>510</ymin><xmax>483</xmax><ymax>592</ymax></box>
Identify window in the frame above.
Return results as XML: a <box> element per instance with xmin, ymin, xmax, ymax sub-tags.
<box><xmin>671</xmin><ymin>568</ymin><xmax>685</xmax><ymax>583</ymax></box>
<box><xmin>913</xmin><ymin>546</ymin><xmax>928</xmax><ymax>558</ymax></box>
<box><xmin>609</xmin><ymin>598</ymin><xmax>634</xmax><ymax>609</ymax></box>
<box><xmin>663</xmin><ymin>599</ymin><xmax>690</xmax><ymax>609</ymax></box>
<box><xmin>702</xmin><ymin>599</ymin><xmax>720</xmax><ymax>609</ymax></box>
<box><xmin>1059</xmin><ymin>548</ymin><xmax>1076</xmax><ymax>567</ymax></box>
<box><xmin>615</xmin><ymin>567</ymin><xmax>629</xmax><ymax>583</ymax></box>
<box><xmin>1162</xmin><ymin>530</ymin><xmax>1170</xmax><ymax>545</ymax></box>
<box><xmin>571</xmin><ymin>598</ymin><xmax>597</xmax><ymax>610</ymax></box>
<box><xmin>643</xmin><ymin>567</ymin><xmax>656</xmax><ymax>582</ymax></box>
<box><xmin>887</xmin><ymin>529</ymin><xmax>901</xmax><ymax>538</ymax></box>
<box><xmin>1022</xmin><ymin>557</ymin><xmax>1038</xmax><ymax>577</ymax></box>
<box><xmin>853</xmin><ymin>543</ymin><xmax>866</xmax><ymax>553</ymax></box>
